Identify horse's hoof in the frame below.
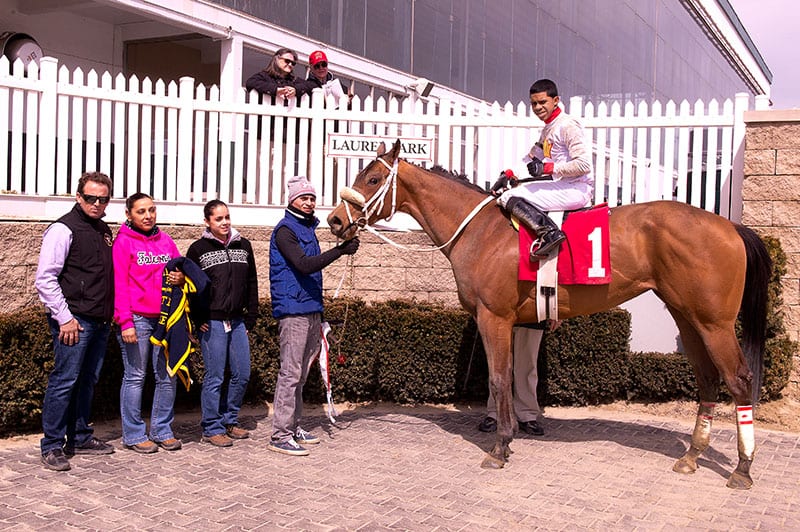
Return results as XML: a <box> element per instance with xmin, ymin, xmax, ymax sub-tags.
<box><xmin>672</xmin><ymin>457</ymin><xmax>698</xmax><ymax>475</ymax></box>
<box><xmin>726</xmin><ymin>471</ymin><xmax>753</xmax><ymax>490</ymax></box>
<box><xmin>480</xmin><ymin>454</ymin><xmax>506</xmax><ymax>469</ymax></box>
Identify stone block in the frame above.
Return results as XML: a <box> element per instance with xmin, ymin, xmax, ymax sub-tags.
<box><xmin>776</xmin><ymin>149</ymin><xmax>800</xmax><ymax>175</ymax></box>
<box><xmin>0</xmin><ymin>265</ymin><xmax>37</xmax><ymax>311</ymax></box>
<box><xmin>770</xmin><ymin>201</ymin><xmax>800</xmax><ymax>226</ymax></box>
<box><xmin>784</xmin><ymin>252</ymin><xmax>800</xmax><ymax>279</ymax></box>
<box><xmin>772</xmin><ymin>124</ymin><xmax>800</xmax><ymax>148</ymax></box>
<box><xmin>741</xmin><ymin>201</ymin><xmax>772</xmax><ymax>226</ymax></box>
<box><xmin>405</xmin><ymin>268</ymin><xmax>457</xmax><ymax>291</ymax></box>
<box><xmin>352</xmin><ymin>267</ymin><xmax>406</xmax><ymax>292</ymax></box>
<box><xmin>744</xmin><ymin>124</ymin><xmax>774</xmax><ymax>147</ymax></box>
<box><xmin>783</xmin><ymin>305</ymin><xmax>800</xmax><ymax>343</ymax></box>
<box><xmin>742</xmin><ymin>175</ymin><xmax>800</xmax><ymax>201</ymax></box>
<box><xmin>780</xmin><ymin>278</ymin><xmax>799</xmax><ymax>306</ymax></box>
<box><xmin>743</xmin><ymin>150</ymin><xmax>775</xmax><ymax>175</ymax></box>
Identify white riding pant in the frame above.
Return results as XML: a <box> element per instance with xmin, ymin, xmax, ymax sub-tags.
<box><xmin>498</xmin><ymin>179</ymin><xmax>593</xmax><ymax>212</ymax></box>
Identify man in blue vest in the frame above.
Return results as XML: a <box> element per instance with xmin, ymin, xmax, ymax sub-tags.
<box><xmin>268</xmin><ymin>175</ymin><xmax>359</xmax><ymax>456</ymax></box>
<box><xmin>35</xmin><ymin>171</ymin><xmax>116</xmax><ymax>471</ymax></box>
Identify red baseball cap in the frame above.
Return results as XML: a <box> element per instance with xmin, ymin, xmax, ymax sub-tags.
<box><xmin>309</xmin><ymin>50</ymin><xmax>327</xmax><ymax>66</ymax></box>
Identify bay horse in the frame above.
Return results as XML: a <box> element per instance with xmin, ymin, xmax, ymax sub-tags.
<box><xmin>327</xmin><ymin>140</ymin><xmax>771</xmax><ymax>489</ymax></box>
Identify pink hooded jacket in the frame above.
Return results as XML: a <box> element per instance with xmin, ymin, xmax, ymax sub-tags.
<box><xmin>113</xmin><ymin>223</ymin><xmax>181</xmax><ymax>331</ymax></box>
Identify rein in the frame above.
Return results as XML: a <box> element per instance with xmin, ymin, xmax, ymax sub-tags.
<box><xmin>339</xmin><ymin>157</ymin><xmax>495</xmax><ymax>252</ymax></box>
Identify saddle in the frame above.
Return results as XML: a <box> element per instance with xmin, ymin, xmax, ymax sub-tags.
<box><xmin>516</xmin><ymin>204</ymin><xmax>612</xmax><ymax>321</ymax></box>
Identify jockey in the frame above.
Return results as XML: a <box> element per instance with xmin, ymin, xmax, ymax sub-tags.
<box><xmin>493</xmin><ymin>79</ymin><xmax>594</xmax><ymax>260</ymax></box>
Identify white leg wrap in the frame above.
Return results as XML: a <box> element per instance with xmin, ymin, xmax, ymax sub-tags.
<box><xmin>736</xmin><ymin>405</ymin><xmax>756</xmax><ymax>458</ymax></box>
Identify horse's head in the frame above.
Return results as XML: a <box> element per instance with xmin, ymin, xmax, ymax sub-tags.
<box><xmin>327</xmin><ymin>139</ymin><xmax>403</xmax><ymax>240</ymax></box>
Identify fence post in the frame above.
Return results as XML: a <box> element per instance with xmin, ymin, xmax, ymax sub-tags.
<box><xmin>177</xmin><ymin>76</ymin><xmax>195</xmax><ymax>200</ymax></box>
<box><xmin>309</xmin><ymin>89</ymin><xmax>326</xmax><ymax>204</ymax></box>
<box><xmin>730</xmin><ymin>92</ymin><xmax>749</xmax><ymax>222</ymax></box>
<box><xmin>37</xmin><ymin>56</ymin><xmax>58</xmax><ymax>195</ymax></box>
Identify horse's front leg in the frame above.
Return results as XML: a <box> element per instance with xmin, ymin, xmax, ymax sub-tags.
<box><xmin>476</xmin><ymin>314</ymin><xmax>515</xmax><ymax>469</ymax></box>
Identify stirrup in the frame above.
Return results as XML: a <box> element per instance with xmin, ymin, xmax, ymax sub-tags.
<box><xmin>530</xmin><ymin>232</ymin><xmax>565</xmax><ymax>259</ymax></box>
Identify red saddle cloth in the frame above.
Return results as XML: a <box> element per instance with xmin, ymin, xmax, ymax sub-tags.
<box><xmin>519</xmin><ymin>203</ymin><xmax>612</xmax><ymax>285</ymax></box>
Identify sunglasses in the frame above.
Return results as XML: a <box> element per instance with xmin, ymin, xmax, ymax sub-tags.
<box><xmin>80</xmin><ymin>192</ymin><xmax>111</xmax><ymax>205</ymax></box>
<box><xmin>281</xmin><ymin>57</ymin><xmax>296</xmax><ymax>67</ymax></box>
<box><xmin>312</xmin><ymin>61</ymin><xmax>328</xmax><ymax>69</ymax></box>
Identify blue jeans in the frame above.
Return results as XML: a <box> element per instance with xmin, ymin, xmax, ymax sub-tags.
<box><xmin>271</xmin><ymin>313</ymin><xmax>321</xmax><ymax>443</ymax></box>
<box><xmin>200</xmin><ymin>319</ymin><xmax>251</xmax><ymax>436</ymax></box>
<box><xmin>117</xmin><ymin>314</ymin><xmax>177</xmax><ymax>445</ymax></box>
<box><xmin>41</xmin><ymin>314</ymin><xmax>110</xmax><ymax>454</ymax></box>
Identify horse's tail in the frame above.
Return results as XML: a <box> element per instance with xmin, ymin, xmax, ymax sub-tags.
<box><xmin>735</xmin><ymin>224</ymin><xmax>772</xmax><ymax>404</ymax></box>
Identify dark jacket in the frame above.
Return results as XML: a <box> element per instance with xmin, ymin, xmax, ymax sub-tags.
<box><xmin>245</xmin><ymin>70</ymin><xmax>314</xmax><ymax>102</ymax></box>
<box><xmin>150</xmin><ymin>256</ymin><xmax>210</xmax><ymax>391</ymax></box>
<box><xmin>56</xmin><ymin>204</ymin><xmax>114</xmax><ymax>320</ymax></box>
<box><xmin>186</xmin><ymin>228</ymin><xmax>259</xmax><ymax>329</ymax></box>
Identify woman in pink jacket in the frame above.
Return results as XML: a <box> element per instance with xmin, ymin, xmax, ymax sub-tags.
<box><xmin>113</xmin><ymin>193</ymin><xmax>183</xmax><ymax>453</ymax></box>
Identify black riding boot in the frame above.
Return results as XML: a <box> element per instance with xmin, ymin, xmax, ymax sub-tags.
<box><xmin>506</xmin><ymin>197</ymin><xmax>566</xmax><ymax>260</ymax></box>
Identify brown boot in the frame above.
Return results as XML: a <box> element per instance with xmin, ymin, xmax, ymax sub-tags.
<box><xmin>226</xmin><ymin>425</ymin><xmax>250</xmax><ymax>439</ymax></box>
<box><xmin>201</xmin><ymin>433</ymin><xmax>233</xmax><ymax>447</ymax></box>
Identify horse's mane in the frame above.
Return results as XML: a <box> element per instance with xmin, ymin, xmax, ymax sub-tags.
<box><xmin>423</xmin><ymin>163</ymin><xmax>490</xmax><ymax>195</ymax></box>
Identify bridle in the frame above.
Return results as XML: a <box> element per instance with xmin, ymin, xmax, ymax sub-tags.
<box><xmin>337</xmin><ymin>156</ymin><xmax>494</xmax><ymax>252</ymax></box>
<box><xmin>338</xmin><ymin>155</ymin><xmax>399</xmax><ymax>233</ymax></box>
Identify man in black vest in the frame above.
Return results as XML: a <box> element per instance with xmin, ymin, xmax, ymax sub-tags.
<box><xmin>35</xmin><ymin>171</ymin><xmax>115</xmax><ymax>471</ymax></box>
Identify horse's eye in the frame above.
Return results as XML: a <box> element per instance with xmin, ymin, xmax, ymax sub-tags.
<box><xmin>368</xmin><ymin>177</ymin><xmax>379</xmax><ymax>186</ymax></box>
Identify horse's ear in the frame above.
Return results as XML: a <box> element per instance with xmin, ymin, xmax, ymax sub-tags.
<box><xmin>389</xmin><ymin>139</ymin><xmax>402</xmax><ymax>160</ymax></box>
<box><xmin>376</xmin><ymin>142</ymin><xmax>387</xmax><ymax>156</ymax></box>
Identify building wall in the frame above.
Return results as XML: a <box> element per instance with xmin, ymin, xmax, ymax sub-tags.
<box><xmin>741</xmin><ymin>109</ymin><xmax>800</xmax><ymax>395</ymax></box>
<box><xmin>213</xmin><ymin>0</ymin><xmax>756</xmax><ymax>105</ymax></box>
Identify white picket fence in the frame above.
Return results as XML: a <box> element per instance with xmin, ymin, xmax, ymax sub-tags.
<box><xmin>0</xmin><ymin>56</ymin><xmax>768</xmax><ymax>225</ymax></box>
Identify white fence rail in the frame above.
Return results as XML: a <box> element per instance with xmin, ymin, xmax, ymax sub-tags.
<box><xmin>1</xmin><ymin>56</ymin><xmax>767</xmax><ymax>224</ymax></box>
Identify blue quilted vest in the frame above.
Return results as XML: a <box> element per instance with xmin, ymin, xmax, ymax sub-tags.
<box><xmin>269</xmin><ymin>211</ymin><xmax>323</xmax><ymax>319</ymax></box>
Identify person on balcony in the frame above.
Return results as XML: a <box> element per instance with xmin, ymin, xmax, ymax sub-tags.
<box><xmin>305</xmin><ymin>49</ymin><xmax>353</xmax><ymax>109</ymax></box>
<box><xmin>187</xmin><ymin>200</ymin><xmax>259</xmax><ymax>448</ymax></box>
<box><xmin>495</xmin><ymin>78</ymin><xmax>594</xmax><ymax>260</ymax></box>
<box><xmin>113</xmin><ymin>193</ymin><xmax>184</xmax><ymax>454</ymax></box>
<box><xmin>245</xmin><ymin>47</ymin><xmax>314</xmax><ymax>103</ymax></box>
<box><xmin>35</xmin><ymin>171</ymin><xmax>116</xmax><ymax>471</ymax></box>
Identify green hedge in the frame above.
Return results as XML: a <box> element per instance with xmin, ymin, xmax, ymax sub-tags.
<box><xmin>0</xmin><ymin>235</ymin><xmax>794</xmax><ymax>437</ymax></box>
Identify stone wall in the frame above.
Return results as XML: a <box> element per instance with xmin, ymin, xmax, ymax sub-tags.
<box><xmin>741</xmin><ymin>109</ymin><xmax>800</xmax><ymax>396</ymax></box>
<box><xmin>0</xmin><ymin>221</ymin><xmax>459</xmax><ymax>314</ymax></box>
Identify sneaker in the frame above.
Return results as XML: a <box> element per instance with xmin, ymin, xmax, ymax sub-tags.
<box><xmin>155</xmin><ymin>438</ymin><xmax>183</xmax><ymax>451</ymax></box>
<box><xmin>41</xmin><ymin>449</ymin><xmax>71</xmax><ymax>471</ymax></box>
<box><xmin>125</xmin><ymin>440</ymin><xmax>158</xmax><ymax>454</ymax></box>
<box><xmin>226</xmin><ymin>425</ymin><xmax>250</xmax><ymax>439</ymax></box>
<box><xmin>478</xmin><ymin>416</ymin><xmax>497</xmax><ymax>433</ymax></box>
<box><xmin>268</xmin><ymin>438</ymin><xmax>309</xmax><ymax>456</ymax></box>
<box><xmin>71</xmin><ymin>437</ymin><xmax>115</xmax><ymax>455</ymax></box>
<box><xmin>295</xmin><ymin>427</ymin><xmax>320</xmax><ymax>445</ymax></box>
<box><xmin>201</xmin><ymin>433</ymin><xmax>233</xmax><ymax>447</ymax></box>
<box><xmin>518</xmin><ymin>420</ymin><xmax>545</xmax><ymax>436</ymax></box>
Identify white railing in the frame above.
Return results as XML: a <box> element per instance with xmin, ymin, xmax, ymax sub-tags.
<box><xmin>0</xmin><ymin>56</ymin><xmax>767</xmax><ymax>225</ymax></box>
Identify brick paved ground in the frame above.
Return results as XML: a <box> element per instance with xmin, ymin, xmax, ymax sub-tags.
<box><xmin>0</xmin><ymin>403</ymin><xmax>798</xmax><ymax>531</ymax></box>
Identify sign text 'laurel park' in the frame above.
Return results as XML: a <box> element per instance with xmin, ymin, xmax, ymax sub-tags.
<box><xmin>326</xmin><ymin>134</ymin><xmax>433</xmax><ymax>161</ymax></box>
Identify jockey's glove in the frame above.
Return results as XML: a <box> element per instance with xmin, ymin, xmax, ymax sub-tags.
<box><xmin>490</xmin><ymin>169</ymin><xmax>518</xmax><ymax>196</ymax></box>
<box><xmin>527</xmin><ymin>157</ymin><xmax>554</xmax><ymax>178</ymax></box>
